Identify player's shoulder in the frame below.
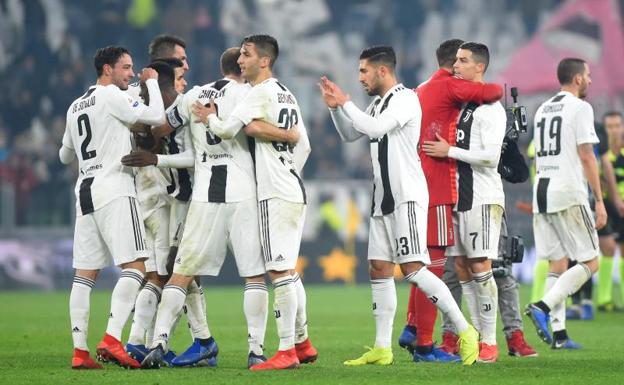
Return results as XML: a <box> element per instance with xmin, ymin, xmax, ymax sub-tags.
<box><xmin>393</xmin><ymin>84</ymin><xmax>418</xmax><ymax>102</ymax></box>
<box><xmin>476</xmin><ymin>100</ymin><xmax>504</xmax><ymax>113</ymax></box>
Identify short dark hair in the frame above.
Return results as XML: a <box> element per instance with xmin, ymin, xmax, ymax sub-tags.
<box><xmin>221</xmin><ymin>47</ymin><xmax>241</xmax><ymax>76</ymax></box>
<box><xmin>604</xmin><ymin>111</ymin><xmax>623</xmax><ymax>122</ymax></box>
<box><xmin>94</xmin><ymin>46</ymin><xmax>130</xmax><ymax>77</ymax></box>
<box><xmin>147</xmin><ymin>60</ymin><xmax>175</xmax><ymax>91</ymax></box>
<box><xmin>459</xmin><ymin>42</ymin><xmax>490</xmax><ymax>72</ymax></box>
<box><xmin>154</xmin><ymin>57</ymin><xmax>184</xmax><ymax>70</ymax></box>
<box><xmin>359</xmin><ymin>46</ymin><xmax>396</xmax><ymax>71</ymax></box>
<box><xmin>148</xmin><ymin>34</ymin><xmax>186</xmax><ymax>61</ymax></box>
<box><xmin>241</xmin><ymin>34</ymin><xmax>279</xmax><ymax>67</ymax></box>
<box><xmin>557</xmin><ymin>58</ymin><xmax>586</xmax><ymax>85</ymax></box>
<box><xmin>436</xmin><ymin>39</ymin><xmax>464</xmax><ymax>68</ymax></box>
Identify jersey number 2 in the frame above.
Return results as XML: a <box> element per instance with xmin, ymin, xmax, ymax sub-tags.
<box><xmin>77</xmin><ymin>114</ymin><xmax>97</xmax><ymax>160</ymax></box>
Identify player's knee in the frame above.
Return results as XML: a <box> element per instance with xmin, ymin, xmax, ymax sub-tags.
<box><xmin>168</xmin><ymin>273</ymin><xmax>193</xmax><ymax>288</ymax></box>
<box><xmin>244</xmin><ymin>275</ymin><xmax>265</xmax><ymax>284</ymax></box>
<box><xmin>368</xmin><ymin>260</ymin><xmax>393</xmax><ymax>279</ymax></box>
<box><xmin>75</xmin><ymin>269</ymin><xmax>99</xmax><ymax>281</ymax></box>
<box><xmin>583</xmin><ymin>258</ymin><xmax>599</xmax><ymax>274</ymax></box>
<box><xmin>399</xmin><ymin>261</ymin><xmax>425</xmax><ymax>277</ymax></box>
<box><xmin>120</xmin><ymin>259</ymin><xmax>146</xmax><ymax>274</ymax></box>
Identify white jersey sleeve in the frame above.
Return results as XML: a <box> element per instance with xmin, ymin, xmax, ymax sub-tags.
<box><xmin>108</xmin><ymin>79</ymin><xmax>164</xmax><ymax>126</ymax></box>
<box><xmin>230</xmin><ymin>85</ymin><xmax>268</xmax><ymax>125</ymax></box>
<box><xmin>575</xmin><ymin>101</ymin><xmax>598</xmax><ymax>145</ymax></box>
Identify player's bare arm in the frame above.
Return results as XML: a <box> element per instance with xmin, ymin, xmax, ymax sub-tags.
<box><xmin>422</xmin><ymin>132</ymin><xmax>450</xmax><ymax>157</ymax></box>
<box><xmin>579</xmin><ymin>142</ymin><xmax>607</xmax><ymax>229</ymax></box>
<box><xmin>244</xmin><ymin>121</ymin><xmax>300</xmax><ymax>145</ymax></box>
<box><xmin>121</xmin><ymin>150</ymin><xmax>158</xmax><ymax>167</ymax></box>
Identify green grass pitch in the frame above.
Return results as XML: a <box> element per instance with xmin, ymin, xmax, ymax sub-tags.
<box><xmin>1</xmin><ymin>285</ymin><xmax>623</xmax><ymax>385</ymax></box>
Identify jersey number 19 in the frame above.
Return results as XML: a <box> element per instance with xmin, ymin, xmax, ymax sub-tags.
<box><xmin>536</xmin><ymin>116</ymin><xmax>562</xmax><ymax>157</ymax></box>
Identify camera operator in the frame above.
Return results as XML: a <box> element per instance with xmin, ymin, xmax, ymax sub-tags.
<box><xmin>439</xmin><ymin>95</ymin><xmax>537</xmax><ymax>358</ymax></box>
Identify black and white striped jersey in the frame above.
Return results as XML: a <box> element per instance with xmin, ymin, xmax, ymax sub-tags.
<box><xmin>364</xmin><ymin>84</ymin><xmax>427</xmax><ymax>217</ymax></box>
<box><xmin>532</xmin><ymin>91</ymin><xmax>598</xmax><ymax>213</ymax></box>
<box><xmin>452</xmin><ymin>102</ymin><xmax>506</xmax><ymax>212</ymax></box>
<box><xmin>166</xmin><ymin>78</ymin><xmax>256</xmax><ymax>203</ymax></box>
<box><xmin>230</xmin><ymin>78</ymin><xmax>310</xmax><ymax>204</ymax></box>
<box><xmin>63</xmin><ymin>84</ymin><xmax>153</xmax><ymax>216</ymax></box>
<box><xmin>161</xmin><ymin>97</ymin><xmax>193</xmax><ymax>202</ymax></box>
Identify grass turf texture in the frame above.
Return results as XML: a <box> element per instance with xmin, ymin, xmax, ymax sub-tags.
<box><xmin>1</xmin><ymin>285</ymin><xmax>623</xmax><ymax>385</ymax></box>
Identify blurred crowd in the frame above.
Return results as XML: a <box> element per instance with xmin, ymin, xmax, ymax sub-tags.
<box><xmin>0</xmin><ymin>0</ymin><xmax>563</xmax><ymax>227</ymax></box>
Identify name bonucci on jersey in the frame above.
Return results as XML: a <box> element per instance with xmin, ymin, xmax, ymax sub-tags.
<box><xmin>230</xmin><ymin>78</ymin><xmax>308</xmax><ymax>204</ymax></box>
<box><xmin>63</xmin><ymin>85</ymin><xmax>141</xmax><ymax>216</ymax></box>
<box><xmin>365</xmin><ymin>84</ymin><xmax>428</xmax><ymax>217</ymax></box>
<box><xmin>454</xmin><ymin>102</ymin><xmax>505</xmax><ymax>211</ymax></box>
<box><xmin>532</xmin><ymin>91</ymin><xmax>598</xmax><ymax>213</ymax></box>
<box><xmin>163</xmin><ymin>94</ymin><xmax>193</xmax><ymax>202</ymax></box>
<box><xmin>166</xmin><ymin>78</ymin><xmax>255</xmax><ymax>203</ymax></box>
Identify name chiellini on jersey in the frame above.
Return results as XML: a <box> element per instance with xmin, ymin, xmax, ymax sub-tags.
<box><xmin>167</xmin><ymin>78</ymin><xmax>255</xmax><ymax>203</ymax></box>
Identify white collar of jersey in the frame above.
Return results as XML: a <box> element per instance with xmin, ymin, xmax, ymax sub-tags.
<box><xmin>259</xmin><ymin>77</ymin><xmax>277</xmax><ymax>85</ymax></box>
<box><xmin>558</xmin><ymin>90</ymin><xmax>576</xmax><ymax>98</ymax></box>
<box><xmin>377</xmin><ymin>83</ymin><xmax>404</xmax><ymax>104</ymax></box>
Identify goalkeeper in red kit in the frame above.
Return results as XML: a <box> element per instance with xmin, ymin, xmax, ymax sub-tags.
<box><xmin>398</xmin><ymin>39</ymin><xmax>503</xmax><ymax>361</ymax></box>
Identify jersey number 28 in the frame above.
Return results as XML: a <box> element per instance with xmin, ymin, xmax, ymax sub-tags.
<box><xmin>273</xmin><ymin>108</ymin><xmax>298</xmax><ymax>152</ymax></box>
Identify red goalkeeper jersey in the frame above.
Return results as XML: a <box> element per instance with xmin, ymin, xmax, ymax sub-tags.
<box><xmin>416</xmin><ymin>69</ymin><xmax>503</xmax><ymax>207</ymax></box>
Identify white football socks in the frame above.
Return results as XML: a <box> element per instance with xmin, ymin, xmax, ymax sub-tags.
<box><xmin>151</xmin><ymin>284</ymin><xmax>187</xmax><ymax>350</ymax></box>
<box><xmin>273</xmin><ymin>276</ymin><xmax>297</xmax><ymax>351</ymax></box>
<box><xmin>545</xmin><ymin>272</ymin><xmax>565</xmax><ymax>332</ymax></box>
<box><xmin>405</xmin><ymin>267</ymin><xmax>469</xmax><ymax>334</ymax></box>
<box><xmin>128</xmin><ymin>281</ymin><xmax>161</xmax><ymax>345</ymax></box>
<box><xmin>106</xmin><ymin>269</ymin><xmax>144</xmax><ymax>341</ymax></box>
<box><xmin>473</xmin><ymin>270</ymin><xmax>498</xmax><ymax>345</ymax></box>
<box><xmin>70</xmin><ymin>275</ymin><xmax>95</xmax><ymax>351</ymax></box>
<box><xmin>292</xmin><ymin>273</ymin><xmax>309</xmax><ymax>344</ymax></box>
<box><xmin>185</xmin><ymin>280</ymin><xmax>211</xmax><ymax>339</ymax></box>
<box><xmin>371</xmin><ymin>277</ymin><xmax>396</xmax><ymax>349</ymax></box>
<box><xmin>244</xmin><ymin>281</ymin><xmax>269</xmax><ymax>355</ymax></box>
<box><xmin>543</xmin><ymin>264</ymin><xmax>592</xmax><ymax>310</ymax></box>
<box><xmin>460</xmin><ymin>279</ymin><xmax>481</xmax><ymax>332</ymax></box>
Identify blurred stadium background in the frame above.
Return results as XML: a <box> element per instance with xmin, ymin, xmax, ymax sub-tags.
<box><xmin>1</xmin><ymin>0</ymin><xmax>623</xmax><ymax>290</ymax></box>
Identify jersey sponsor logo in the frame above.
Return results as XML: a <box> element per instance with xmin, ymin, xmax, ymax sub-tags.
<box><xmin>132</xmin><ymin>101</ymin><xmax>139</xmax><ymax>108</ymax></box>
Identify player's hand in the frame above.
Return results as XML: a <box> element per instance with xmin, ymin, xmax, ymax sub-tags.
<box><xmin>594</xmin><ymin>200</ymin><xmax>608</xmax><ymax>230</ymax></box>
<box><xmin>140</xmin><ymin>68</ymin><xmax>159</xmax><ymax>83</ymax></box>
<box><xmin>193</xmin><ymin>100</ymin><xmax>216</xmax><ymax>124</ymax></box>
<box><xmin>287</xmin><ymin>124</ymin><xmax>300</xmax><ymax>145</ymax></box>
<box><xmin>319</xmin><ymin>76</ymin><xmax>338</xmax><ymax>108</ymax></box>
<box><xmin>121</xmin><ymin>150</ymin><xmax>158</xmax><ymax>167</ymax></box>
<box><xmin>422</xmin><ymin>132</ymin><xmax>450</xmax><ymax>158</ymax></box>
<box><xmin>319</xmin><ymin>76</ymin><xmax>350</xmax><ymax>107</ymax></box>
